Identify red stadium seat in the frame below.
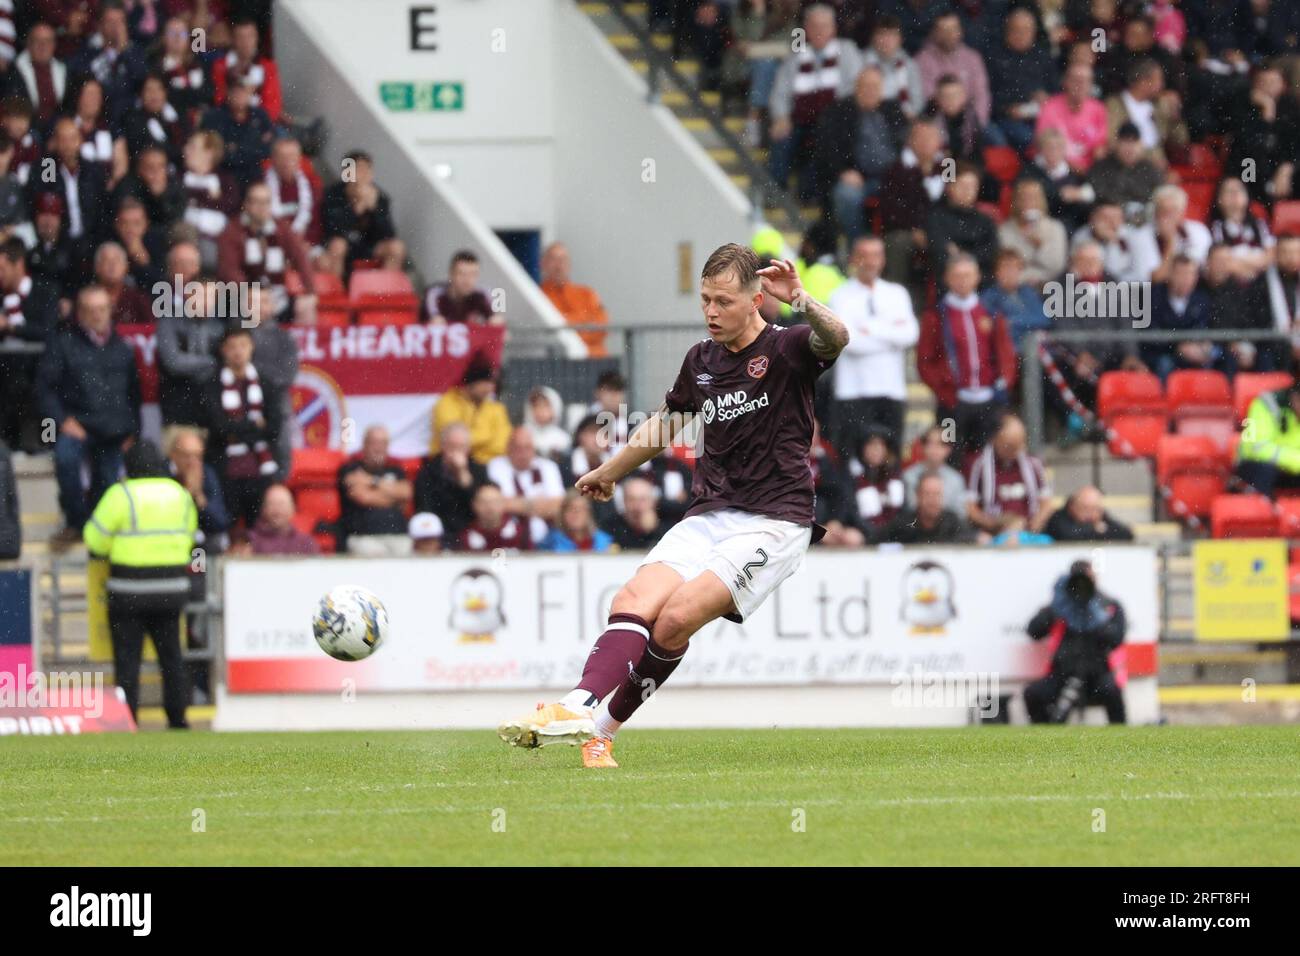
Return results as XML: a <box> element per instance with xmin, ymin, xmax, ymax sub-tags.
<box><xmin>1182</xmin><ymin>181</ymin><xmax>1215</xmax><ymax>224</ymax></box>
<box><xmin>295</xmin><ymin>486</ymin><xmax>341</xmax><ymax>524</ymax></box>
<box><xmin>350</xmin><ymin>269</ymin><xmax>416</xmax><ymax>302</ymax></box>
<box><xmin>351</xmin><ymin>270</ymin><xmax>419</xmax><ymax>323</ymax></box>
<box><xmin>1165</xmin><ymin>369</ymin><xmax>1234</xmax><ymax>445</ymax></box>
<box><xmin>1277</xmin><ymin>499</ymin><xmax>1300</xmax><ymax>537</ymax></box>
<box><xmin>1210</xmin><ymin>493</ymin><xmax>1277</xmax><ymax>539</ymax></box>
<box><xmin>1097</xmin><ymin>371</ymin><xmax>1166</xmax><ymax>457</ymax></box>
<box><xmin>1233</xmin><ymin>372</ymin><xmax>1293</xmax><ymax>422</ymax></box>
<box><xmin>1157</xmin><ymin>434</ymin><xmax>1227</xmax><ymax>520</ymax></box>
<box><xmin>315</xmin><ymin>304</ymin><xmax>352</xmax><ymax>327</ymax></box>
<box><xmin>983</xmin><ymin>146</ymin><xmax>1021</xmax><ymax>184</ymax></box>
<box><xmin>1272</xmin><ymin>201</ymin><xmax>1300</xmax><ymax>237</ymax></box>
<box><xmin>976</xmin><ymin>200</ymin><xmax>1004</xmax><ymax>224</ymax></box>
<box><xmin>1183</xmin><ymin>143</ymin><xmax>1222</xmax><ymax>182</ymax></box>
<box><xmin>289</xmin><ymin>448</ymin><xmax>345</xmax><ymax>488</ymax></box>
<box><xmin>1227</xmin><ymin>431</ymin><xmax>1241</xmax><ymax>465</ymax></box>
<box><xmin>316</xmin><ymin>272</ymin><xmax>345</xmax><ymax>297</ymax></box>
<box><xmin>290</xmin><ymin>510</ymin><xmax>335</xmax><ymax>552</ymax></box>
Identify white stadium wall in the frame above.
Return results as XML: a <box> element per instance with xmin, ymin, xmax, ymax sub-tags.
<box><xmin>275</xmin><ymin>0</ymin><xmax>756</xmax><ymax>403</ymax></box>
<box><xmin>274</xmin><ymin>0</ymin><xmax>579</xmax><ymax>351</ymax></box>
<box><xmin>549</xmin><ymin>0</ymin><xmax>757</xmax><ymax>404</ymax></box>
<box><xmin>215</xmin><ymin>547</ymin><xmax>1160</xmax><ymax>730</ymax></box>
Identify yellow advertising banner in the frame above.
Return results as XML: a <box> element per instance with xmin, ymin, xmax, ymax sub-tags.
<box><xmin>1193</xmin><ymin>539</ymin><xmax>1290</xmax><ymax>641</ymax></box>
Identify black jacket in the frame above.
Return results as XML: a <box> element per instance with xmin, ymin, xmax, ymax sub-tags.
<box><xmin>1042</xmin><ymin>507</ymin><xmax>1134</xmax><ymax>542</ymax></box>
<box><xmin>0</xmin><ymin>440</ymin><xmax>19</xmax><ymax>560</ymax></box>
<box><xmin>29</xmin><ymin>160</ymin><xmax>110</xmax><ymax>244</ymax></box>
<box><xmin>1028</xmin><ymin>594</ymin><xmax>1127</xmax><ymax>677</ymax></box>
<box><xmin>36</xmin><ymin>323</ymin><xmax>141</xmax><ymax>441</ymax></box>
<box><xmin>3</xmin><ymin>276</ymin><xmax>60</xmax><ymax>342</ymax></box>
<box><xmin>413</xmin><ymin>454</ymin><xmax>488</xmax><ymax>537</ymax></box>
<box><xmin>809</xmin><ymin>97</ymin><xmax>906</xmax><ymax>202</ymax></box>
<box><xmin>199</xmin><ymin>104</ymin><xmax>275</xmax><ymax>187</ymax></box>
<box><xmin>878</xmin><ymin>508</ymin><xmax>975</xmax><ymax>545</ymax></box>
<box><xmin>27</xmin><ymin>234</ymin><xmax>93</xmax><ymax>300</ymax></box>
<box><xmin>985</xmin><ymin>44</ymin><xmax>1058</xmax><ymax>118</ymax></box>
<box><xmin>156</xmin><ymin>314</ymin><xmax>224</xmax><ymax>426</ymax></box>
<box><xmin>113</xmin><ymin>174</ymin><xmax>188</xmax><ymax>231</ymax></box>
<box><xmin>927</xmin><ymin>200</ymin><xmax>999</xmax><ymax>281</ymax></box>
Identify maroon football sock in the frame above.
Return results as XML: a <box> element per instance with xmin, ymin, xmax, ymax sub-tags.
<box><xmin>606</xmin><ymin>636</ymin><xmax>688</xmax><ymax>722</ymax></box>
<box><xmin>573</xmin><ymin>612</ymin><xmax>652</xmax><ymax>704</ymax></box>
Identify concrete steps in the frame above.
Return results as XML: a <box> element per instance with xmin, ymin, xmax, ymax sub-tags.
<box><xmin>578</xmin><ymin>0</ymin><xmax>810</xmax><ymax>251</ymax></box>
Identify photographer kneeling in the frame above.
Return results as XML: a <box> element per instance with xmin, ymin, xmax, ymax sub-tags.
<box><xmin>1024</xmin><ymin>560</ymin><xmax>1127</xmax><ymax>724</ymax></box>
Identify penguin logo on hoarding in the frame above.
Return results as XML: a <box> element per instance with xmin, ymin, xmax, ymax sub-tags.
<box><xmin>900</xmin><ymin>560</ymin><xmax>956</xmax><ymax>634</ymax></box>
<box><xmin>448</xmin><ymin>569</ymin><xmax>505</xmax><ymax>643</ymax></box>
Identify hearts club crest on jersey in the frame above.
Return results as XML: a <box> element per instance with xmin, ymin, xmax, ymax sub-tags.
<box><xmin>747</xmin><ymin>355</ymin><xmax>769</xmax><ymax>379</ymax></box>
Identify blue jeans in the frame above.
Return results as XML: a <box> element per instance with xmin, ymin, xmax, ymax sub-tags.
<box><xmin>54</xmin><ymin>432</ymin><xmax>124</xmax><ymax>530</ymax></box>
<box><xmin>768</xmin><ymin>124</ymin><xmax>815</xmax><ymax>200</ymax></box>
<box><xmin>749</xmin><ymin>58</ymin><xmax>780</xmax><ymax>110</ymax></box>
<box><xmin>831</xmin><ymin>176</ymin><xmax>882</xmax><ymax>241</ymax></box>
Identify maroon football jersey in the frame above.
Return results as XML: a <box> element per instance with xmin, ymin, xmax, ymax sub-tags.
<box><xmin>664</xmin><ymin>322</ymin><xmax>835</xmax><ymax>525</ymax></box>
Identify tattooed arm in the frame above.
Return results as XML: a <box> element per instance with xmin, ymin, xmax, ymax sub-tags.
<box><xmin>756</xmin><ymin>258</ymin><xmax>849</xmax><ymax>359</ymax></box>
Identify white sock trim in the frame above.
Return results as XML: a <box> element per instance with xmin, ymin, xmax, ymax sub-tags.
<box><xmin>594</xmin><ymin>705</ymin><xmax>622</xmax><ymax>740</ymax></box>
<box><xmin>605</xmin><ymin>621</ymin><xmax>650</xmax><ymax>640</ymax></box>
<box><xmin>645</xmin><ymin>642</ymin><xmax>684</xmax><ymax>663</ymax></box>
<box><xmin>559</xmin><ymin>689</ymin><xmax>596</xmax><ymax>712</ymax></box>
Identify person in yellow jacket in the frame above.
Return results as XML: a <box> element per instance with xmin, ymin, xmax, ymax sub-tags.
<box><xmin>1237</xmin><ymin>385</ymin><xmax>1300</xmax><ymax>496</ymax></box>
<box><xmin>84</xmin><ymin>440</ymin><xmax>198</xmax><ymax>729</ymax></box>
<box><xmin>430</xmin><ymin>356</ymin><xmax>511</xmax><ymax>465</ymax></box>
<box><xmin>751</xmin><ymin>222</ymin><xmax>845</xmax><ymax>320</ymax></box>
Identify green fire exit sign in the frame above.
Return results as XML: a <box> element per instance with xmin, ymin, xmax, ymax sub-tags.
<box><xmin>380</xmin><ymin>82</ymin><xmax>464</xmax><ymax>112</ymax></box>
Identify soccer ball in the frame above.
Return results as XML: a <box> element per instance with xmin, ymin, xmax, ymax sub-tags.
<box><xmin>312</xmin><ymin>586</ymin><xmax>389</xmax><ymax>661</ymax></box>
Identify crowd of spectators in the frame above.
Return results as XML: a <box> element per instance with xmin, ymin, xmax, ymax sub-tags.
<box><xmin>0</xmin><ymin>3</ymin><xmax>540</xmax><ymax>550</ymax></box>
<box><xmin>5</xmin><ymin>0</ymin><xmax>1298</xmax><ymax>563</ymax></box>
<box><xmin>660</xmin><ymin>0</ymin><xmax>1300</xmax><ymax>437</ymax></box>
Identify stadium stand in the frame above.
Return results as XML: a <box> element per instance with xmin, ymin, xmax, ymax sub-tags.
<box><xmin>4</xmin><ymin>0</ymin><xmax>1300</xmax><ymax>729</ymax></box>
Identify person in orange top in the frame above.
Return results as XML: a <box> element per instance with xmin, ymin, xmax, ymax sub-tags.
<box><xmin>540</xmin><ymin>241</ymin><xmax>609</xmax><ymax>357</ymax></box>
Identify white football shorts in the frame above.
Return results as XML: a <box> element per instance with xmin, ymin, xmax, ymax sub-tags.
<box><xmin>640</xmin><ymin>508</ymin><xmax>813</xmax><ymax>621</ymax></box>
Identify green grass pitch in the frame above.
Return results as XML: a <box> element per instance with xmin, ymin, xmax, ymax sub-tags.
<box><xmin>2</xmin><ymin>726</ymin><xmax>1297</xmax><ymax>865</ymax></box>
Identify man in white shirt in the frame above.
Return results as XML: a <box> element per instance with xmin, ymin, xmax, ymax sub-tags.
<box><xmin>1131</xmin><ymin>185</ymin><xmax>1212</xmax><ymax>282</ymax></box>
<box><xmin>486</xmin><ymin>427</ymin><xmax>565</xmax><ymax>545</ymax></box>
<box><xmin>828</xmin><ymin>235</ymin><xmax>919</xmax><ymax>458</ymax></box>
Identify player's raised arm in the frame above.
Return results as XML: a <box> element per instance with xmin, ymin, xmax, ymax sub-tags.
<box><xmin>756</xmin><ymin>258</ymin><xmax>850</xmax><ymax>360</ymax></box>
<box><xmin>574</xmin><ymin>403</ymin><xmax>681</xmax><ymax>502</ymax></box>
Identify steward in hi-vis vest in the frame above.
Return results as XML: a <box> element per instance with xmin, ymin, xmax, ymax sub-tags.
<box><xmin>84</xmin><ymin>441</ymin><xmax>198</xmax><ymax>729</ymax></box>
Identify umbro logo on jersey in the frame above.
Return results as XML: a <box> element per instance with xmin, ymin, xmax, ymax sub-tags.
<box><xmin>696</xmin><ymin>373</ymin><xmax>713</xmax><ymax>385</ymax></box>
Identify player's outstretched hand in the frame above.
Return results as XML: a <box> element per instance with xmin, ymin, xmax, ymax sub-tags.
<box><xmin>756</xmin><ymin>257</ymin><xmax>805</xmax><ymax>308</ymax></box>
<box><xmin>576</xmin><ymin>468</ymin><xmax>615</xmax><ymax>502</ymax></box>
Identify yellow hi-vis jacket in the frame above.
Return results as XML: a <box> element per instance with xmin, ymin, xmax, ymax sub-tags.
<box><xmin>83</xmin><ymin>477</ymin><xmax>197</xmax><ymax>599</ymax></box>
<box><xmin>1238</xmin><ymin>390</ymin><xmax>1300</xmax><ymax>473</ymax></box>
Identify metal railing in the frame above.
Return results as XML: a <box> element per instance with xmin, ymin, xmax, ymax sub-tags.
<box><xmin>605</xmin><ymin>0</ymin><xmax>806</xmax><ymax>231</ymax></box>
<box><xmin>1021</xmin><ymin>328</ymin><xmax>1291</xmax><ymax>453</ymax></box>
<box><xmin>41</xmin><ymin>551</ymin><xmax>220</xmax><ymax>670</ymax></box>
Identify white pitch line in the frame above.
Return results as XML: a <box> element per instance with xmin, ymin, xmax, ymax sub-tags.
<box><xmin>4</xmin><ymin>790</ymin><xmax>1300</xmax><ymax>828</ymax></box>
